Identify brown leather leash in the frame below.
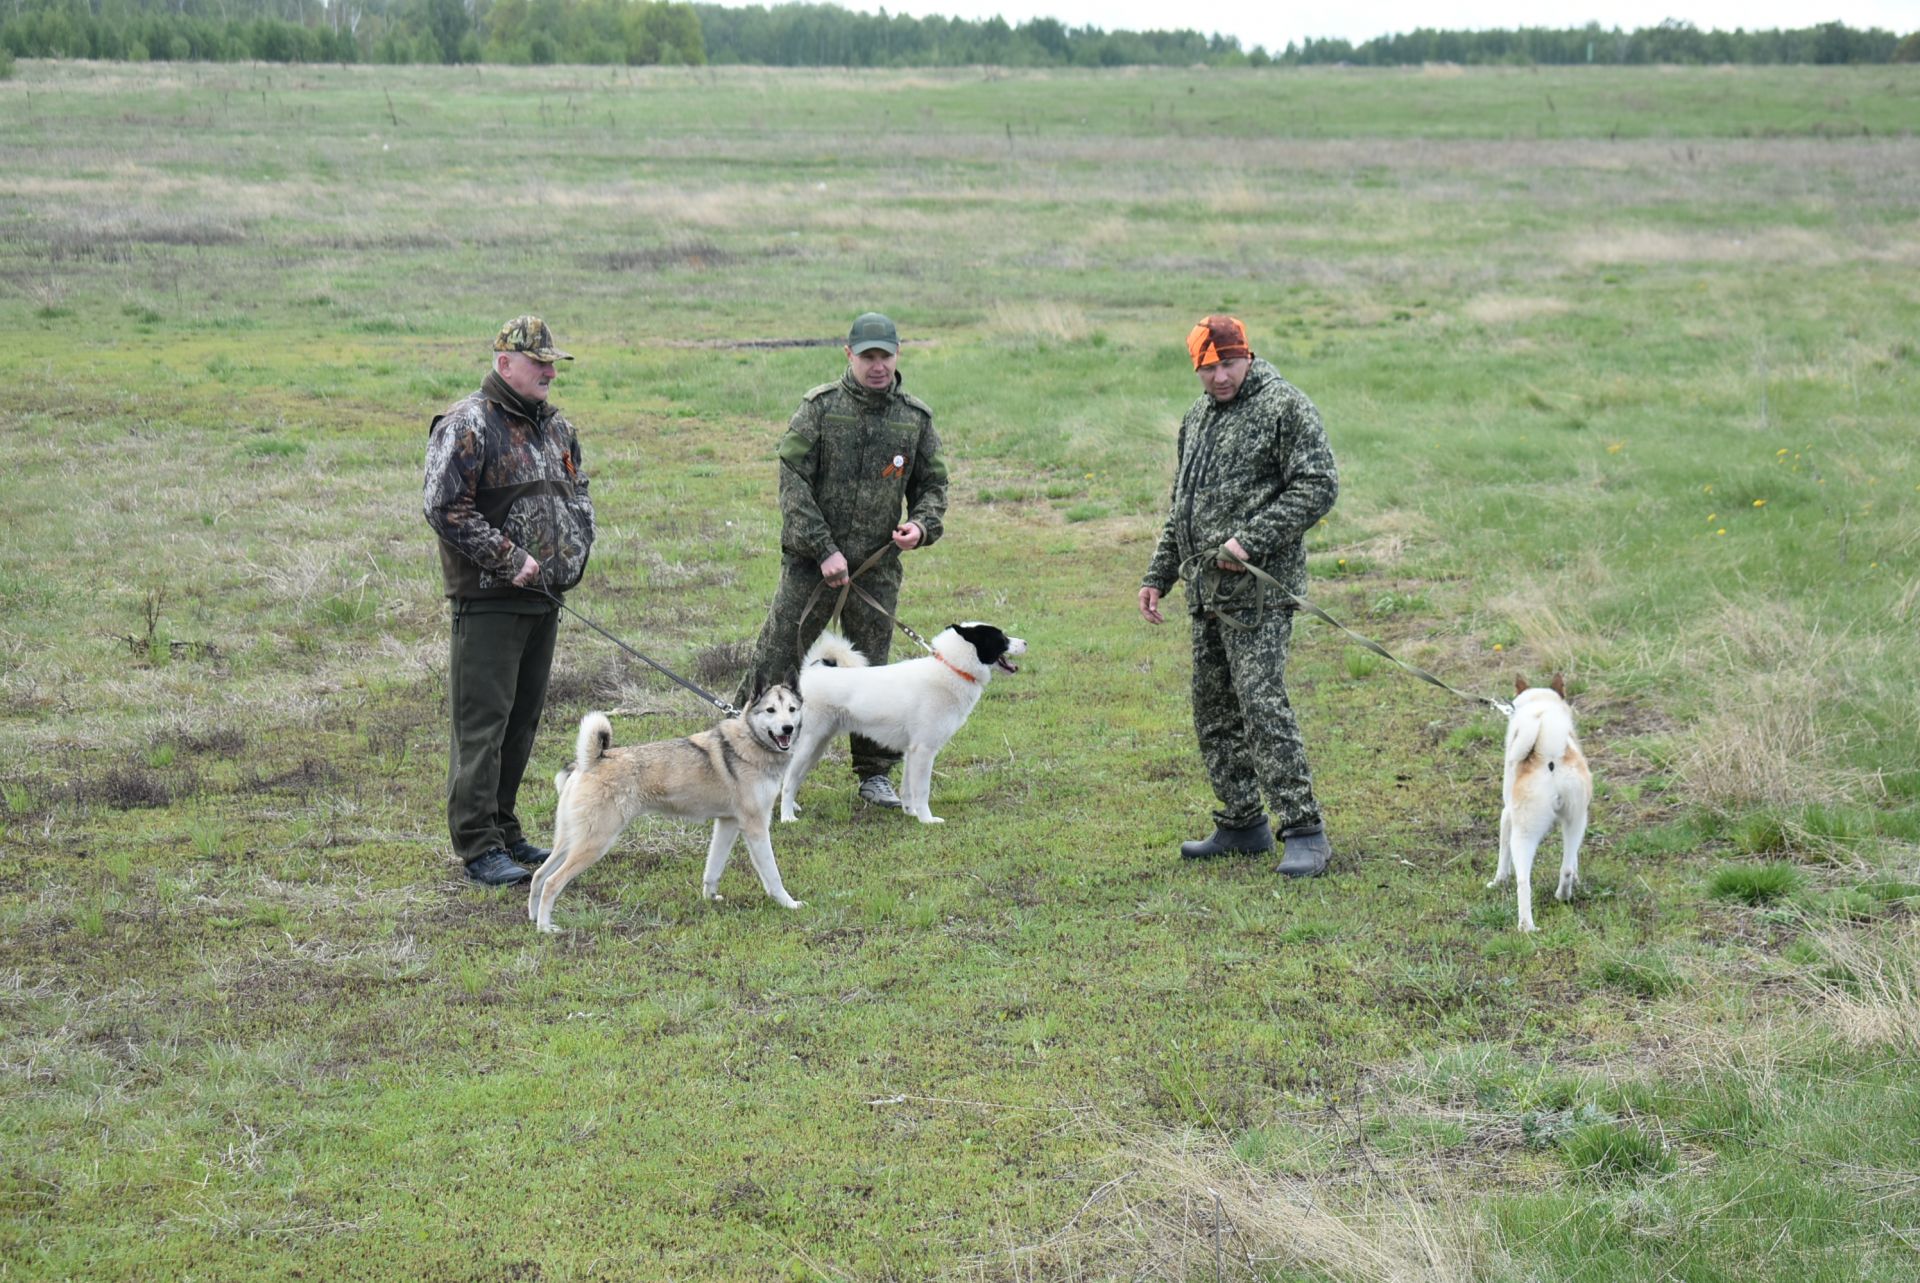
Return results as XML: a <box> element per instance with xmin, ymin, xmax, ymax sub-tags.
<box><xmin>797</xmin><ymin>544</ymin><xmax>937</xmax><ymax>657</ymax></box>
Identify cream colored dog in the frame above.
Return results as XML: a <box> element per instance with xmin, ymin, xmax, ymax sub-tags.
<box><xmin>529</xmin><ymin>686</ymin><xmax>805</xmax><ymax>933</ymax></box>
<box><xmin>1487</xmin><ymin>674</ymin><xmax>1592</xmax><ymax>932</ymax></box>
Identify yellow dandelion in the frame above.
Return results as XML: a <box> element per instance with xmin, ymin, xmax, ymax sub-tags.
<box><xmin>1606</xmin><ymin>441</ymin><xmax>1624</xmax><ymax>454</ymax></box>
<box><xmin>1493</xmin><ymin>643</ymin><xmax>1503</xmax><ymax>652</ymax></box>
<box><xmin>1752</xmin><ymin>499</ymin><xmax>1766</xmax><ymax>508</ymax></box>
<box><xmin>1707</xmin><ymin>513</ymin><xmax>1716</xmax><ymax>522</ymax></box>
<box><xmin>1717</xmin><ymin>528</ymin><xmax>1727</xmax><ymax>535</ymax></box>
<box><xmin>1703</xmin><ymin>483</ymin><xmax>1714</xmax><ymax>493</ymax></box>
<box><xmin>1776</xmin><ymin>448</ymin><xmax>1788</xmax><ymax>456</ymax></box>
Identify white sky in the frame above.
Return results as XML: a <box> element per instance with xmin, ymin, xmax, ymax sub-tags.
<box><xmin>818</xmin><ymin>5</ymin><xmax>1918</xmax><ymax>54</ymax></box>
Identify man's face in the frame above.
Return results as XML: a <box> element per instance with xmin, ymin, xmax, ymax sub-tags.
<box><xmin>1197</xmin><ymin>356</ymin><xmax>1251</xmax><ymax>403</ymax></box>
<box><xmin>847</xmin><ymin>345</ymin><xmax>897</xmax><ymax>390</ymax></box>
<box><xmin>497</xmin><ymin>350</ymin><xmax>557</xmax><ymax>402</ymax></box>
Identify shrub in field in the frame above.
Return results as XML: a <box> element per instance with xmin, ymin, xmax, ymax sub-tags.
<box><xmin>1596</xmin><ymin>950</ymin><xmax>1685</xmax><ymax>998</ymax></box>
<box><xmin>1562</xmin><ymin>1119</ymin><xmax>1675</xmax><ymax>1183</ymax></box>
<box><xmin>1709</xmin><ymin>862</ymin><xmax>1802</xmax><ymax>905</ymax></box>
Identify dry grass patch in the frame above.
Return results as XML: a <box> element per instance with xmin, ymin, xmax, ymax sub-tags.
<box><xmin>999</xmin><ymin>1120</ymin><xmax>1496</xmax><ymax>1282</ymax></box>
<box><xmin>1802</xmin><ymin>920</ymin><xmax>1920</xmax><ymax>1057</ymax></box>
<box><xmin>1563</xmin><ymin>226</ymin><xmax>1841</xmax><ymax>269</ymax></box>
<box><xmin>1463</xmin><ymin>295</ymin><xmax>1571</xmax><ymax>326</ymax></box>
<box><xmin>984</xmin><ymin>299</ymin><xmax>1093</xmax><ymax>344</ymax></box>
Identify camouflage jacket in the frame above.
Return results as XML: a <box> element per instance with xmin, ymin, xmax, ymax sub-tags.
<box><xmin>1143</xmin><ymin>358</ymin><xmax>1338</xmax><ymax>618</ymax></box>
<box><xmin>424</xmin><ymin>372</ymin><xmax>595</xmax><ymax>603</ymax></box>
<box><xmin>776</xmin><ymin>368</ymin><xmax>948</xmax><ymax>564</ymax></box>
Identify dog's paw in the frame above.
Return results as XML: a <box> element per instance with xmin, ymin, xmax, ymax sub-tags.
<box><xmin>702</xmin><ymin>887</ymin><xmax>725</xmax><ymax>902</ymax></box>
<box><xmin>1485</xmin><ymin>877</ymin><xmax>1507</xmax><ymax>890</ymax></box>
<box><xmin>777</xmin><ymin>897</ymin><xmax>806</xmax><ymax>910</ymax></box>
<box><xmin>536</xmin><ymin>921</ymin><xmax>561</xmax><ymax>935</ymax></box>
<box><xmin>1555</xmin><ymin>877</ymin><xmax>1577</xmax><ymax>902</ymax></box>
<box><xmin>916</xmin><ymin>814</ymin><xmax>945</xmax><ymax>825</ymax></box>
<box><xmin>779</xmin><ymin>814</ymin><xmax>799</xmax><ymax>824</ymax></box>
<box><xmin>1518</xmin><ymin>919</ymin><xmax>1537</xmax><ymax>933</ymax></box>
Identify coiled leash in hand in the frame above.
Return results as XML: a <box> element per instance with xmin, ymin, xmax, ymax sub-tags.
<box><xmin>534</xmin><ymin>585</ymin><xmax>739</xmax><ymax>718</ymax></box>
<box><xmin>796</xmin><ymin>544</ymin><xmax>938</xmax><ymax>657</ymax></box>
<box><xmin>1183</xmin><ymin>546</ymin><xmax>1514</xmax><ymax>718</ymax></box>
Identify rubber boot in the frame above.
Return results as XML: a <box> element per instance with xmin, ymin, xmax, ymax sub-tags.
<box><xmin>1180</xmin><ymin>817</ymin><xmax>1274</xmax><ymax>860</ymax></box>
<box><xmin>1275</xmin><ymin>824</ymin><xmax>1332</xmax><ymax>878</ymax></box>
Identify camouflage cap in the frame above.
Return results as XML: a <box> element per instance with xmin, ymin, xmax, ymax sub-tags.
<box><xmin>493</xmin><ymin>315</ymin><xmax>573</xmax><ymax>362</ymax></box>
<box><xmin>846</xmin><ymin>312</ymin><xmax>899</xmax><ymax>355</ymax></box>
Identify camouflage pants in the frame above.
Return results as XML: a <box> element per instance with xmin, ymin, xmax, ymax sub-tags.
<box><xmin>1189</xmin><ymin>607</ymin><xmax>1322</xmax><ymax>833</ymax></box>
<box><xmin>735</xmin><ymin>553</ymin><xmax>904</xmax><ymax>780</ymax></box>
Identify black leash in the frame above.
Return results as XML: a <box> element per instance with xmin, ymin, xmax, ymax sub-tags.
<box><xmin>535</xmin><ymin>586</ymin><xmax>739</xmax><ymax>718</ymax></box>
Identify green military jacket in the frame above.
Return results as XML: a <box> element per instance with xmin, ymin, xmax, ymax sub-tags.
<box><xmin>776</xmin><ymin>368</ymin><xmax>948</xmax><ymax>564</ymax></box>
<box><xmin>1143</xmin><ymin>358</ymin><xmax>1338</xmax><ymax>618</ymax></box>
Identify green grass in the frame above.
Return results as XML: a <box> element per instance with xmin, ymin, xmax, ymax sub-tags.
<box><xmin>2</xmin><ymin>59</ymin><xmax>1919</xmax><ymax>1281</ymax></box>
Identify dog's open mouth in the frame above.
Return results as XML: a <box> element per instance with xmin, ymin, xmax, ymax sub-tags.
<box><xmin>772</xmin><ymin>731</ymin><xmax>794</xmax><ymax>751</ymax></box>
<box><xmin>996</xmin><ymin>658</ymin><xmax>1020</xmax><ymax>674</ymax></box>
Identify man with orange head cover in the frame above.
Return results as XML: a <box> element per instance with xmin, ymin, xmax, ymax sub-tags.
<box><xmin>1140</xmin><ymin>316</ymin><xmax>1339</xmax><ymax>876</ymax></box>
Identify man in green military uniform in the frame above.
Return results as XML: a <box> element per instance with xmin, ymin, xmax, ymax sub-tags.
<box><xmin>425</xmin><ymin>316</ymin><xmax>595</xmax><ymax>886</ymax></box>
<box><xmin>735</xmin><ymin>311</ymin><xmax>949</xmax><ymax>808</ymax></box>
<box><xmin>1139</xmin><ymin>315</ymin><xmax>1339</xmax><ymax>877</ymax></box>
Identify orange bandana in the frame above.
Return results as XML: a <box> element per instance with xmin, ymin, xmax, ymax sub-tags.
<box><xmin>1186</xmin><ymin>315</ymin><xmax>1251</xmax><ymax>370</ymax></box>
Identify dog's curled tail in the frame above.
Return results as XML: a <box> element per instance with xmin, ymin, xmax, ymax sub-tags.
<box><xmin>574</xmin><ymin>711</ymin><xmax>614</xmax><ymax>776</ymax></box>
<box><xmin>1506</xmin><ymin>706</ymin><xmax>1572</xmax><ymax>769</ymax></box>
<box><xmin>802</xmin><ymin>628</ymin><xmax>868</xmax><ymax>671</ymax></box>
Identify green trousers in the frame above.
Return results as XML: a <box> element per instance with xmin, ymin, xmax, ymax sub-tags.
<box><xmin>446</xmin><ymin>602</ymin><xmax>558</xmax><ymax>864</ymax></box>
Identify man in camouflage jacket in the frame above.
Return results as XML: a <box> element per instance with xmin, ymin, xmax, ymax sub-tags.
<box><xmin>735</xmin><ymin>312</ymin><xmax>949</xmax><ymax>808</ymax></box>
<box><xmin>425</xmin><ymin>316</ymin><xmax>595</xmax><ymax>886</ymax></box>
<box><xmin>1139</xmin><ymin>315</ymin><xmax>1339</xmax><ymax>877</ymax></box>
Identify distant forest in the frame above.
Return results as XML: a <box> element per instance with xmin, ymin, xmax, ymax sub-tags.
<box><xmin>1</xmin><ymin>1</ymin><xmax>1916</xmax><ymax>70</ymax></box>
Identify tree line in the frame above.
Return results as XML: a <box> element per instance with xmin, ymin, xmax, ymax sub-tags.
<box><xmin>2</xmin><ymin>1</ymin><xmax>1915</xmax><ymax>70</ymax></box>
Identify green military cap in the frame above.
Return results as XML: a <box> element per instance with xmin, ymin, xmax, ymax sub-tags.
<box><xmin>846</xmin><ymin>312</ymin><xmax>899</xmax><ymax>355</ymax></box>
<box><xmin>493</xmin><ymin>315</ymin><xmax>573</xmax><ymax>362</ymax></box>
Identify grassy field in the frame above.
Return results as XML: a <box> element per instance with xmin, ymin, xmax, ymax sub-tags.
<box><xmin>2</xmin><ymin>58</ymin><xmax>1918</xmax><ymax>1281</ymax></box>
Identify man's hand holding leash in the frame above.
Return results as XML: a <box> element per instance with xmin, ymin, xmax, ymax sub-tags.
<box><xmin>890</xmin><ymin>521</ymin><xmax>924</xmax><ymax>551</ymax></box>
<box><xmin>513</xmin><ymin>554</ymin><xmax>542</xmax><ymax>588</ymax></box>
<box><xmin>819</xmin><ymin>551</ymin><xmax>850</xmax><ymax>587</ymax></box>
<box><xmin>1140</xmin><ymin>535</ymin><xmax>1249</xmax><ymax>625</ymax></box>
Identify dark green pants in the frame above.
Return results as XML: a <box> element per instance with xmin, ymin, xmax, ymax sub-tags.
<box><xmin>446</xmin><ymin>603</ymin><xmax>558</xmax><ymax>864</ymax></box>
<box><xmin>736</xmin><ymin>553</ymin><xmax>903</xmax><ymax>780</ymax></box>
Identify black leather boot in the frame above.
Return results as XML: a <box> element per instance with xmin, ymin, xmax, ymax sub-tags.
<box><xmin>465</xmin><ymin>848</ymin><xmax>532</xmax><ymax>886</ymax></box>
<box><xmin>1275</xmin><ymin>824</ymin><xmax>1333</xmax><ymax>878</ymax></box>
<box><xmin>1180</xmin><ymin>817</ymin><xmax>1274</xmax><ymax>859</ymax></box>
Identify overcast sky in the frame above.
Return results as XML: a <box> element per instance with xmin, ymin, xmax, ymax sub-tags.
<box><xmin>819</xmin><ymin>4</ymin><xmax>1917</xmax><ymax>54</ymax></box>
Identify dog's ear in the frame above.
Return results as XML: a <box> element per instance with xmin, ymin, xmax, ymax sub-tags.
<box><xmin>1515</xmin><ymin>673</ymin><xmax>1529</xmax><ymax>696</ymax></box>
<box><xmin>1551</xmin><ymin>673</ymin><xmax>1566</xmax><ymax>699</ymax></box>
<box><xmin>781</xmin><ymin>668</ymin><xmax>800</xmax><ymax>694</ymax></box>
<box><xmin>745</xmin><ymin>681</ymin><xmax>767</xmax><ymax>709</ymax></box>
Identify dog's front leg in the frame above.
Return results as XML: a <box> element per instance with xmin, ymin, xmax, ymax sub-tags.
<box><xmin>703</xmin><ymin>819</ymin><xmax>740</xmax><ymax>901</ymax></box>
<box><xmin>902</xmin><ymin>744</ymin><xmax>943</xmax><ymax>824</ymax></box>
<box><xmin>779</xmin><ymin>727</ymin><xmax>825</xmax><ymax>823</ymax></box>
<box><xmin>737</xmin><ymin>822</ymin><xmax>804</xmax><ymax>909</ymax></box>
